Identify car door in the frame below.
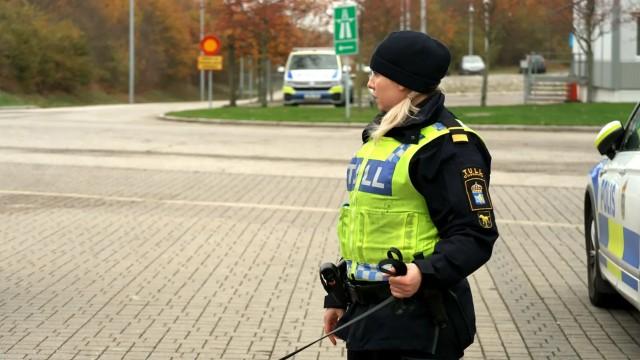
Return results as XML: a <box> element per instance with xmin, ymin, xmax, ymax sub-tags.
<box><xmin>597</xmin><ymin>140</ymin><xmax>626</xmax><ymax>292</ymax></box>
<box><xmin>598</xmin><ymin>103</ymin><xmax>640</xmax><ymax>307</ymax></box>
<box><xmin>614</xmin><ymin>103</ymin><xmax>640</xmax><ymax>307</ymax></box>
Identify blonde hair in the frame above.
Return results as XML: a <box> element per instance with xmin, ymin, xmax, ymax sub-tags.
<box><xmin>370</xmin><ymin>91</ymin><xmax>429</xmax><ymax>141</ymax></box>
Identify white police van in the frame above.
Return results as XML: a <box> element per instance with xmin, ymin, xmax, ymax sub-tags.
<box><xmin>282</xmin><ymin>48</ymin><xmax>352</xmax><ymax>107</ymax></box>
<box><xmin>585</xmin><ymin>101</ymin><xmax>640</xmax><ymax>310</ymax></box>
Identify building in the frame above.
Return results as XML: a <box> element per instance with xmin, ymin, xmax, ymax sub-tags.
<box><xmin>573</xmin><ymin>0</ymin><xmax>640</xmax><ymax>102</ymax></box>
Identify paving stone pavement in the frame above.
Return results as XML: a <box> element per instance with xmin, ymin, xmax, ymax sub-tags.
<box><xmin>1</xmin><ymin>163</ymin><xmax>639</xmax><ymax>360</ymax></box>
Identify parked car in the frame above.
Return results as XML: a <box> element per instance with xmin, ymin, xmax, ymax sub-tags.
<box><xmin>459</xmin><ymin>55</ymin><xmax>485</xmax><ymax>75</ymax></box>
<box><xmin>519</xmin><ymin>54</ymin><xmax>546</xmax><ymax>74</ymax></box>
<box><xmin>584</xmin><ymin>101</ymin><xmax>640</xmax><ymax>310</ymax></box>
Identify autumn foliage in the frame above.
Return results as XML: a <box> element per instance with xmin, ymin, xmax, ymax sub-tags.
<box><xmin>0</xmin><ymin>0</ymin><xmax>572</xmax><ymax>99</ymax></box>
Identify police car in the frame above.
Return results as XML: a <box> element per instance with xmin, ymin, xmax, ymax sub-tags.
<box><xmin>281</xmin><ymin>48</ymin><xmax>352</xmax><ymax>107</ymax></box>
<box><xmin>585</xmin><ymin>101</ymin><xmax>640</xmax><ymax>310</ymax></box>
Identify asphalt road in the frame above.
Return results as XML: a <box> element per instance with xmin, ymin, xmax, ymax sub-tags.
<box><xmin>0</xmin><ymin>102</ymin><xmax>598</xmax><ymax>186</ymax></box>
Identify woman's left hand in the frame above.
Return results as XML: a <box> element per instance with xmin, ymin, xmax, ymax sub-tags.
<box><xmin>388</xmin><ymin>263</ymin><xmax>422</xmax><ymax>298</ymax></box>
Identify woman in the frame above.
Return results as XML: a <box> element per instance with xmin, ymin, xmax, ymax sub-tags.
<box><xmin>323</xmin><ymin>31</ymin><xmax>499</xmax><ymax>360</ymax></box>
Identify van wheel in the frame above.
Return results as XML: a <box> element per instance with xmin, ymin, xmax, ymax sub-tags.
<box><xmin>585</xmin><ymin>198</ymin><xmax>623</xmax><ymax>307</ymax></box>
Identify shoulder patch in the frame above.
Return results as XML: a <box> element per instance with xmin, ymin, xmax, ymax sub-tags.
<box><xmin>448</xmin><ymin>127</ymin><xmax>469</xmax><ymax>143</ymax></box>
<box><xmin>462</xmin><ymin>167</ymin><xmax>493</xmax><ymax>211</ymax></box>
<box><xmin>452</xmin><ymin>133</ymin><xmax>469</xmax><ymax>143</ymax></box>
<box><xmin>477</xmin><ymin>210</ymin><xmax>494</xmax><ymax>229</ymax></box>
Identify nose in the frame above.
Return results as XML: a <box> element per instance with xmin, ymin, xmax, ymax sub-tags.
<box><xmin>367</xmin><ymin>76</ymin><xmax>375</xmax><ymax>94</ymax></box>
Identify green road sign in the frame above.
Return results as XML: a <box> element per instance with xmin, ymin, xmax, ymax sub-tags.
<box><xmin>334</xmin><ymin>3</ymin><xmax>358</xmax><ymax>55</ymax></box>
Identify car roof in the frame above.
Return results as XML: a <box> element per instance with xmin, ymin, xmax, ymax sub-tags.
<box><xmin>289</xmin><ymin>48</ymin><xmax>336</xmax><ymax>56</ymax></box>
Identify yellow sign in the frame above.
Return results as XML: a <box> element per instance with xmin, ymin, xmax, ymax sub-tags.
<box><xmin>198</xmin><ymin>55</ymin><xmax>223</xmax><ymax>71</ymax></box>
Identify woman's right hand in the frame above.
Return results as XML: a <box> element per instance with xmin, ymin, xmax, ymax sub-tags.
<box><xmin>323</xmin><ymin>308</ymin><xmax>345</xmax><ymax>345</ymax></box>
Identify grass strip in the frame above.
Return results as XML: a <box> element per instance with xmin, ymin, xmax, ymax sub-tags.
<box><xmin>168</xmin><ymin>102</ymin><xmax>637</xmax><ymax>127</ymax></box>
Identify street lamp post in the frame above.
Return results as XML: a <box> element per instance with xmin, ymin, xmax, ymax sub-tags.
<box><xmin>406</xmin><ymin>0</ymin><xmax>411</xmax><ymax>30</ymax></box>
<box><xmin>468</xmin><ymin>3</ymin><xmax>474</xmax><ymax>55</ymax></box>
<box><xmin>400</xmin><ymin>0</ymin><xmax>405</xmax><ymax>30</ymax></box>
<box><xmin>129</xmin><ymin>0</ymin><xmax>135</xmax><ymax>104</ymax></box>
<box><xmin>200</xmin><ymin>0</ymin><xmax>205</xmax><ymax>102</ymax></box>
<box><xmin>480</xmin><ymin>0</ymin><xmax>490</xmax><ymax>107</ymax></box>
<box><xmin>421</xmin><ymin>0</ymin><xmax>427</xmax><ymax>34</ymax></box>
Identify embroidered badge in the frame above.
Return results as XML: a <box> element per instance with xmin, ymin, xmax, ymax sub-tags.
<box><xmin>477</xmin><ymin>210</ymin><xmax>493</xmax><ymax>229</ymax></box>
<box><xmin>463</xmin><ymin>167</ymin><xmax>493</xmax><ymax>211</ymax></box>
<box><xmin>471</xmin><ymin>182</ymin><xmax>486</xmax><ymax>205</ymax></box>
<box><xmin>462</xmin><ymin>167</ymin><xmax>484</xmax><ymax>179</ymax></box>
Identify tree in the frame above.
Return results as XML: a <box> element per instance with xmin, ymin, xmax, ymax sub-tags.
<box><xmin>135</xmin><ymin>0</ymin><xmax>193</xmax><ymax>91</ymax></box>
<box><xmin>213</xmin><ymin>0</ymin><xmax>322</xmax><ymax>107</ymax></box>
<box><xmin>24</xmin><ymin>0</ymin><xmax>197</xmax><ymax>94</ymax></box>
<box><xmin>0</xmin><ymin>0</ymin><xmax>91</xmax><ymax>93</ymax></box>
<box><xmin>0</xmin><ymin>0</ymin><xmax>587</xmax><ymax>102</ymax></box>
<box><xmin>570</xmin><ymin>0</ymin><xmax>607</xmax><ymax>103</ymax></box>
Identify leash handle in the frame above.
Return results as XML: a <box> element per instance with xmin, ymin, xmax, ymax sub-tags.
<box><xmin>377</xmin><ymin>247</ymin><xmax>407</xmax><ymax>276</ymax></box>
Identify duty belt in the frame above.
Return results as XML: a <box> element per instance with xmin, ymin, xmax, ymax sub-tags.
<box><xmin>346</xmin><ymin>281</ymin><xmax>392</xmax><ymax>305</ymax></box>
<box><xmin>277</xmin><ymin>248</ymin><xmax>408</xmax><ymax>360</ymax></box>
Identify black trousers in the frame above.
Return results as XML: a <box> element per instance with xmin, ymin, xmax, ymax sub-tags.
<box><xmin>344</xmin><ymin>321</ymin><xmax>465</xmax><ymax>360</ymax></box>
<box><xmin>347</xmin><ymin>349</ymin><xmax>436</xmax><ymax>360</ymax></box>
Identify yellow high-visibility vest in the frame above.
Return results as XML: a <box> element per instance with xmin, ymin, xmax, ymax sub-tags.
<box><xmin>338</xmin><ymin>121</ymin><xmax>477</xmax><ymax>281</ymax></box>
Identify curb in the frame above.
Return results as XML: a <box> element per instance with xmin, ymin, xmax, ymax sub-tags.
<box><xmin>465</xmin><ymin>124</ymin><xmax>600</xmax><ymax>132</ymax></box>
<box><xmin>158</xmin><ymin>115</ymin><xmax>367</xmax><ymax>128</ymax></box>
<box><xmin>0</xmin><ymin>105</ymin><xmax>39</xmax><ymax>110</ymax></box>
<box><xmin>158</xmin><ymin>115</ymin><xmax>601</xmax><ymax>133</ymax></box>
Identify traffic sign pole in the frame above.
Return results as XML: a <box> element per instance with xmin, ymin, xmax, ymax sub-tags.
<box><xmin>208</xmin><ymin>71</ymin><xmax>213</xmax><ymax>109</ymax></box>
<box><xmin>199</xmin><ymin>0</ymin><xmax>204</xmax><ymax>102</ymax></box>
<box><xmin>334</xmin><ymin>2</ymin><xmax>358</xmax><ymax>121</ymax></box>
<box><xmin>345</xmin><ymin>56</ymin><xmax>350</xmax><ymax>120</ymax></box>
<box><xmin>129</xmin><ymin>0</ymin><xmax>135</xmax><ymax>104</ymax></box>
<box><xmin>198</xmin><ymin>34</ymin><xmax>222</xmax><ymax>109</ymax></box>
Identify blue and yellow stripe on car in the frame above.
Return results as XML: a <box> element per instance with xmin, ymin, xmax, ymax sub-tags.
<box><xmin>590</xmin><ymin>161</ymin><xmax>605</xmax><ymax>199</ymax></box>
<box><xmin>328</xmin><ymin>85</ymin><xmax>343</xmax><ymax>94</ymax></box>
<box><xmin>598</xmin><ymin>214</ymin><xmax>640</xmax><ymax>290</ymax></box>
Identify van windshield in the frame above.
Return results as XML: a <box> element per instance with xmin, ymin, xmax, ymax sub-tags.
<box><xmin>289</xmin><ymin>54</ymin><xmax>338</xmax><ymax>70</ymax></box>
<box><xmin>463</xmin><ymin>56</ymin><xmax>483</xmax><ymax>64</ymax></box>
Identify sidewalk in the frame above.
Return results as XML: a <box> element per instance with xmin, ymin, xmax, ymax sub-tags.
<box><xmin>1</xmin><ymin>163</ymin><xmax>638</xmax><ymax>359</ymax></box>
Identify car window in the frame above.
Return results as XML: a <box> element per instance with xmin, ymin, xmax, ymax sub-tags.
<box><xmin>289</xmin><ymin>54</ymin><xmax>337</xmax><ymax>70</ymax></box>
<box><xmin>620</xmin><ymin>105</ymin><xmax>640</xmax><ymax>151</ymax></box>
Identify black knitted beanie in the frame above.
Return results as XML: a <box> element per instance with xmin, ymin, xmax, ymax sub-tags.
<box><xmin>370</xmin><ymin>31</ymin><xmax>451</xmax><ymax>92</ymax></box>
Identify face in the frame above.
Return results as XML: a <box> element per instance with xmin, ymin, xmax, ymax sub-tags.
<box><xmin>367</xmin><ymin>71</ymin><xmax>410</xmax><ymax>112</ymax></box>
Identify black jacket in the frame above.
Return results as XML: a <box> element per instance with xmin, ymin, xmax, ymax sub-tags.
<box><xmin>330</xmin><ymin>92</ymin><xmax>499</xmax><ymax>356</ymax></box>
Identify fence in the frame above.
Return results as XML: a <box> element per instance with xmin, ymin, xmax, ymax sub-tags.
<box><xmin>523</xmin><ymin>53</ymin><xmax>587</xmax><ymax>104</ymax></box>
